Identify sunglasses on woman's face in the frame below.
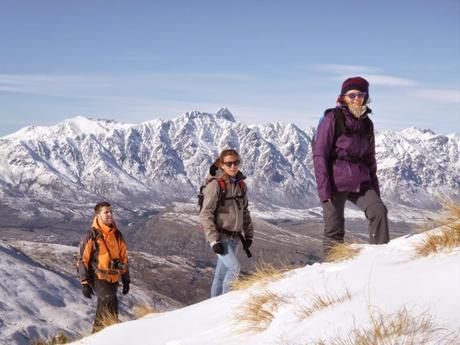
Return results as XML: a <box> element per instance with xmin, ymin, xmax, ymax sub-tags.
<box><xmin>345</xmin><ymin>92</ymin><xmax>366</xmax><ymax>100</ymax></box>
<box><xmin>223</xmin><ymin>160</ymin><xmax>240</xmax><ymax>167</ymax></box>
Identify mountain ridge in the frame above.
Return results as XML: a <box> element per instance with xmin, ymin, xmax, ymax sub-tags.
<box><xmin>0</xmin><ymin>109</ymin><xmax>458</xmax><ymax>223</ymax></box>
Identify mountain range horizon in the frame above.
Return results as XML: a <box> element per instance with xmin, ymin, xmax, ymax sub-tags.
<box><xmin>0</xmin><ymin>108</ymin><xmax>458</xmax><ymax>229</ymax></box>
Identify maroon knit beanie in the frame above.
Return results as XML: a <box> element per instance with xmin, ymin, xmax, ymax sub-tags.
<box><xmin>340</xmin><ymin>76</ymin><xmax>369</xmax><ymax>95</ymax></box>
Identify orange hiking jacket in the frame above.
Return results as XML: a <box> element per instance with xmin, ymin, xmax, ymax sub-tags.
<box><xmin>79</xmin><ymin>218</ymin><xmax>130</xmax><ymax>285</ymax></box>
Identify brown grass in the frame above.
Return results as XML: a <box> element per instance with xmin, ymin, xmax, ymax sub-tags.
<box><xmin>93</xmin><ymin>309</ymin><xmax>119</xmax><ymax>333</ymax></box>
<box><xmin>324</xmin><ymin>242</ymin><xmax>362</xmax><ymax>263</ymax></box>
<box><xmin>297</xmin><ymin>289</ymin><xmax>352</xmax><ymax>320</ymax></box>
<box><xmin>313</xmin><ymin>307</ymin><xmax>459</xmax><ymax>345</ymax></box>
<box><xmin>415</xmin><ymin>202</ymin><xmax>460</xmax><ymax>257</ymax></box>
<box><xmin>234</xmin><ymin>289</ymin><xmax>287</xmax><ymax>333</ymax></box>
<box><xmin>416</xmin><ymin>199</ymin><xmax>460</xmax><ymax>233</ymax></box>
<box><xmin>231</xmin><ymin>262</ymin><xmax>291</xmax><ymax>291</ymax></box>
<box><xmin>133</xmin><ymin>304</ymin><xmax>157</xmax><ymax>319</ymax></box>
<box><xmin>31</xmin><ymin>332</ymin><xmax>68</xmax><ymax>345</ymax></box>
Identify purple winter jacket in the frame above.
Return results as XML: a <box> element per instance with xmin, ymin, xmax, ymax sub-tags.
<box><xmin>312</xmin><ymin>105</ymin><xmax>380</xmax><ymax>202</ymax></box>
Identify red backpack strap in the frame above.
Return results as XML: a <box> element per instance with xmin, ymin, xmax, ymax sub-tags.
<box><xmin>215</xmin><ymin>176</ymin><xmax>226</xmax><ymax>190</ymax></box>
<box><xmin>215</xmin><ymin>176</ymin><xmax>227</xmax><ymax>206</ymax></box>
<box><xmin>238</xmin><ymin>180</ymin><xmax>246</xmax><ymax>200</ymax></box>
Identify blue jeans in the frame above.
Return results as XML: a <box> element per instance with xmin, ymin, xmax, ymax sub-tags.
<box><xmin>210</xmin><ymin>238</ymin><xmax>240</xmax><ymax>298</ymax></box>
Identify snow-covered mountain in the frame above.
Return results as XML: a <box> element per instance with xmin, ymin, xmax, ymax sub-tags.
<box><xmin>0</xmin><ymin>108</ymin><xmax>458</xmax><ymax>222</ymax></box>
<box><xmin>68</xmin><ymin>228</ymin><xmax>460</xmax><ymax>345</ymax></box>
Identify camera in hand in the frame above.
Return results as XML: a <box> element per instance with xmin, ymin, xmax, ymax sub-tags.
<box><xmin>109</xmin><ymin>259</ymin><xmax>124</xmax><ymax>270</ymax></box>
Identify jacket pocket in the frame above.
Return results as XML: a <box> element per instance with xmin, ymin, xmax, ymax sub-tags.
<box><xmin>332</xmin><ymin>160</ymin><xmax>352</xmax><ymax>191</ymax></box>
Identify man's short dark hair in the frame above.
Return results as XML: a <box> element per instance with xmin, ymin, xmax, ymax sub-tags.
<box><xmin>95</xmin><ymin>201</ymin><xmax>111</xmax><ymax>214</ymax></box>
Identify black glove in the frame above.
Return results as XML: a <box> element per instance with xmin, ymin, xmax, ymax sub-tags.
<box><xmin>82</xmin><ymin>284</ymin><xmax>93</xmax><ymax>299</ymax></box>
<box><xmin>244</xmin><ymin>238</ymin><xmax>253</xmax><ymax>249</ymax></box>
<box><xmin>122</xmin><ymin>283</ymin><xmax>130</xmax><ymax>295</ymax></box>
<box><xmin>212</xmin><ymin>242</ymin><xmax>225</xmax><ymax>255</ymax></box>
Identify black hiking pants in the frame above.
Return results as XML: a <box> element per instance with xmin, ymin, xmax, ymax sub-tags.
<box><xmin>321</xmin><ymin>188</ymin><xmax>389</xmax><ymax>258</ymax></box>
<box><xmin>92</xmin><ymin>278</ymin><xmax>119</xmax><ymax>333</ymax></box>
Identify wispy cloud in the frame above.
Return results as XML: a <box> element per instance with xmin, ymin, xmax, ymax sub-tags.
<box><xmin>115</xmin><ymin>53</ymin><xmax>166</xmax><ymax>63</ymax></box>
<box><xmin>313</xmin><ymin>64</ymin><xmax>418</xmax><ymax>87</ymax></box>
<box><xmin>0</xmin><ymin>72</ymin><xmax>255</xmax><ymax>98</ymax></box>
<box><xmin>363</xmin><ymin>74</ymin><xmax>418</xmax><ymax>87</ymax></box>
<box><xmin>314</xmin><ymin>64</ymin><xmax>381</xmax><ymax>74</ymax></box>
<box><xmin>0</xmin><ymin>74</ymin><xmax>117</xmax><ymax>95</ymax></box>
<box><xmin>412</xmin><ymin>88</ymin><xmax>460</xmax><ymax>103</ymax></box>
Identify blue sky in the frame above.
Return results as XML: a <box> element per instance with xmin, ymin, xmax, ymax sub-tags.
<box><xmin>1</xmin><ymin>0</ymin><xmax>459</xmax><ymax>136</ymax></box>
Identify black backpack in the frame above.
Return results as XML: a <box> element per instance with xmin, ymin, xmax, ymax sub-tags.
<box><xmin>75</xmin><ymin>228</ymin><xmax>98</xmax><ymax>276</ymax></box>
<box><xmin>312</xmin><ymin>107</ymin><xmax>373</xmax><ymax>149</ymax></box>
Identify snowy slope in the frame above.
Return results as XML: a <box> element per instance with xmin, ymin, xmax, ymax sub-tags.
<box><xmin>69</xmin><ymin>230</ymin><xmax>460</xmax><ymax>345</ymax></box>
<box><xmin>0</xmin><ymin>240</ymin><xmax>181</xmax><ymax>345</ymax></box>
<box><xmin>0</xmin><ymin>241</ymin><xmax>92</xmax><ymax>344</ymax></box>
<box><xmin>0</xmin><ymin>109</ymin><xmax>458</xmax><ymax>224</ymax></box>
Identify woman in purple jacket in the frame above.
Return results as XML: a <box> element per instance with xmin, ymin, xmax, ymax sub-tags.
<box><xmin>313</xmin><ymin>76</ymin><xmax>389</xmax><ymax>257</ymax></box>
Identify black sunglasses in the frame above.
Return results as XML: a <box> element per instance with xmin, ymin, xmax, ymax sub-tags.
<box><xmin>223</xmin><ymin>160</ymin><xmax>241</xmax><ymax>167</ymax></box>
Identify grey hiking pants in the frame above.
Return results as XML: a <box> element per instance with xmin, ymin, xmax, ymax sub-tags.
<box><xmin>92</xmin><ymin>278</ymin><xmax>119</xmax><ymax>333</ymax></box>
<box><xmin>321</xmin><ymin>188</ymin><xmax>389</xmax><ymax>257</ymax></box>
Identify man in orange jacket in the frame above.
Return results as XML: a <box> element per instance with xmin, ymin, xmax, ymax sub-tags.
<box><xmin>78</xmin><ymin>201</ymin><xmax>130</xmax><ymax>332</ymax></box>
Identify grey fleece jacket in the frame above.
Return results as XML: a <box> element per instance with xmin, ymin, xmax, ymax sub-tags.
<box><xmin>199</xmin><ymin>170</ymin><xmax>254</xmax><ymax>246</ymax></box>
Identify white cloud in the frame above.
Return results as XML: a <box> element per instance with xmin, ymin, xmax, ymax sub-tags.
<box><xmin>0</xmin><ymin>72</ymin><xmax>254</xmax><ymax>98</ymax></box>
<box><xmin>0</xmin><ymin>74</ymin><xmax>116</xmax><ymax>95</ymax></box>
<box><xmin>363</xmin><ymin>74</ymin><xmax>418</xmax><ymax>87</ymax></box>
<box><xmin>412</xmin><ymin>88</ymin><xmax>460</xmax><ymax>103</ymax></box>
<box><xmin>115</xmin><ymin>54</ymin><xmax>166</xmax><ymax>63</ymax></box>
<box><xmin>313</xmin><ymin>65</ymin><xmax>419</xmax><ymax>87</ymax></box>
<box><xmin>314</xmin><ymin>64</ymin><xmax>381</xmax><ymax>74</ymax></box>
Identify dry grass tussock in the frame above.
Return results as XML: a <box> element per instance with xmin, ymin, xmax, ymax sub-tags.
<box><xmin>133</xmin><ymin>304</ymin><xmax>157</xmax><ymax>319</ymax></box>
<box><xmin>312</xmin><ymin>307</ymin><xmax>459</xmax><ymax>345</ymax></box>
<box><xmin>415</xmin><ymin>202</ymin><xmax>460</xmax><ymax>257</ymax></box>
<box><xmin>297</xmin><ymin>289</ymin><xmax>352</xmax><ymax>320</ymax></box>
<box><xmin>31</xmin><ymin>332</ymin><xmax>68</xmax><ymax>345</ymax></box>
<box><xmin>324</xmin><ymin>242</ymin><xmax>362</xmax><ymax>263</ymax></box>
<box><xmin>416</xmin><ymin>199</ymin><xmax>460</xmax><ymax>233</ymax></box>
<box><xmin>231</xmin><ymin>261</ymin><xmax>292</xmax><ymax>291</ymax></box>
<box><xmin>234</xmin><ymin>289</ymin><xmax>287</xmax><ymax>333</ymax></box>
<box><xmin>93</xmin><ymin>309</ymin><xmax>119</xmax><ymax>333</ymax></box>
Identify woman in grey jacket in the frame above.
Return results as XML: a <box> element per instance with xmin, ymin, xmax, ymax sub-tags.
<box><xmin>199</xmin><ymin>149</ymin><xmax>254</xmax><ymax>297</ymax></box>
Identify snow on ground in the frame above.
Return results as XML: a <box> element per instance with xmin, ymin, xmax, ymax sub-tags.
<box><xmin>0</xmin><ymin>241</ymin><xmax>92</xmax><ymax>344</ymax></box>
<box><xmin>70</xmin><ymin>229</ymin><xmax>460</xmax><ymax>345</ymax></box>
<box><xmin>0</xmin><ymin>240</ymin><xmax>158</xmax><ymax>345</ymax></box>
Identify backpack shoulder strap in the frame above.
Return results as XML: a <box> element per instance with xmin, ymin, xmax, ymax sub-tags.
<box><xmin>238</xmin><ymin>180</ymin><xmax>246</xmax><ymax>195</ymax></box>
<box><xmin>89</xmin><ymin>227</ymin><xmax>102</xmax><ymax>241</ymax></box>
<box><xmin>88</xmin><ymin>227</ymin><xmax>100</xmax><ymax>251</ymax></box>
<box><xmin>89</xmin><ymin>227</ymin><xmax>97</xmax><ymax>238</ymax></box>
<box><xmin>364</xmin><ymin>116</ymin><xmax>374</xmax><ymax>139</ymax></box>
<box><xmin>215</xmin><ymin>176</ymin><xmax>227</xmax><ymax>206</ymax></box>
<box><xmin>332</xmin><ymin>108</ymin><xmax>346</xmax><ymax>140</ymax></box>
<box><xmin>238</xmin><ymin>180</ymin><xmax>246</xmax><ymax>203</ymax></box>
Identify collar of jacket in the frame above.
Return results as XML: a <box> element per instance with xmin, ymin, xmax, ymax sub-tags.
<box><xmin>337</xmin><ymin>104</ymin><xmax>372</xmax><ymax>118</ymax></box>
<box><xmin>339</xmin><ymin>104</ymin><xmax>372</xmax><ymax>119</ymax></box>
<box><xmin>92</xmin><ymin>217</ymin><xmax>117</xmax><ymax>234</ymax></box>
<box><xmin>208</xmin><ymin>164</ymin><xmax>246</xmax><ymax>182</ymax></box>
